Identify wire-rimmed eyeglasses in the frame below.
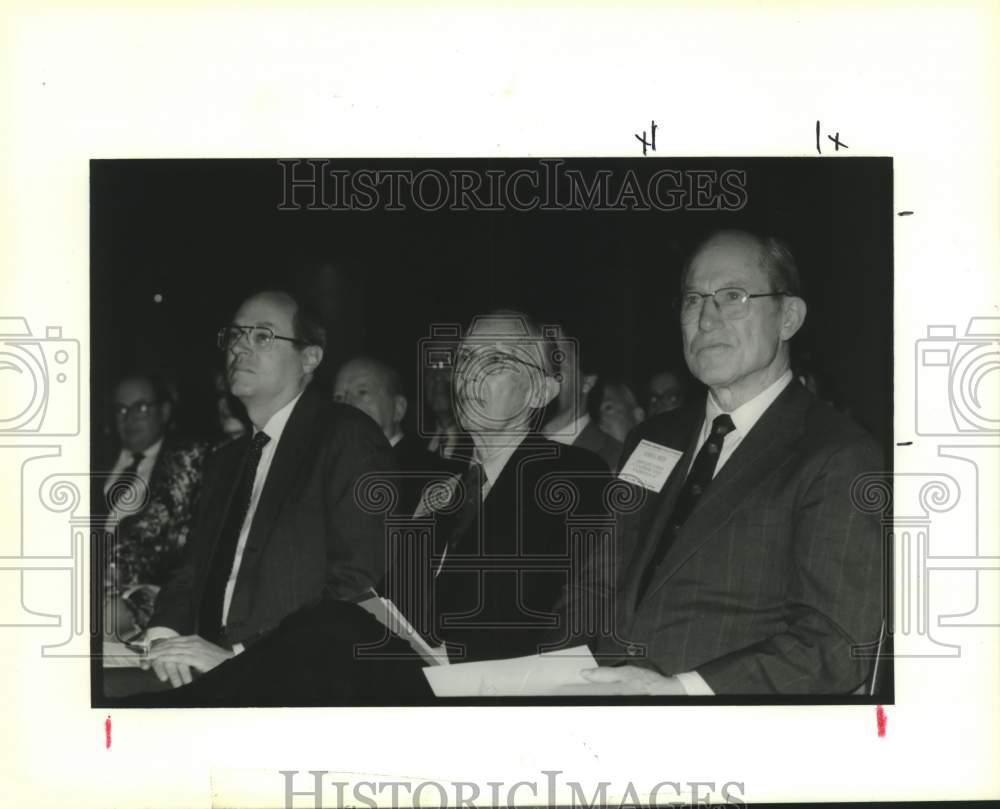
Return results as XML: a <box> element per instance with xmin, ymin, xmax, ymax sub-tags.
<box><xmin>217</xmin><ymin>325</ymin><xmax>308</xmax><ymax>352</ymax></box>
<box><xmin>677</xmin><ymin>287</ymin><xmax>790</xmax><ymax>322</ymax></box>
<box><xmin>452</xmin><ymin>345</ymin><xmax>550</xmax><ymax>377</ymax></box>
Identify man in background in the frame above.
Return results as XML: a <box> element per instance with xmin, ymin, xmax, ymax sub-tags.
<box><xmin>593</xmin><ymin>378</ymin><xmax>645</xmax><ymax>445</ymax></box>
<box><xmin>334</xmin><ymin>355</ymin><xmax>460</xmax><ymax>512</ymax></box>
<box><xmin>101</xmin><ymin>373</ymin><xmax>208</xmax><ymax>634</ymax></box>
<box><xmin>542</xmin><ymin>326</ymin><xmax>623</xmax><ymax>472</ymax></box>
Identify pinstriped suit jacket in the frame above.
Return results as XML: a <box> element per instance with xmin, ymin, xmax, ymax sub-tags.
<box><xmin>597</xmin><ymin>382</ymin><xmax>884</xmax><ymax>694</ymax></box>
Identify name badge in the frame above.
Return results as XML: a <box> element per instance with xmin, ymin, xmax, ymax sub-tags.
<box><xmin>618</xmin><ymin>439</ymin><xmax>683</xmax><ymax>493</ymax></box>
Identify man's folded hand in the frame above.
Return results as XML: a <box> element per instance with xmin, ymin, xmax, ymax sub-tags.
<box><xmin>141</xmin><ymin>635</ymin><xmax>234</xmax><ymax>688</ymax></box>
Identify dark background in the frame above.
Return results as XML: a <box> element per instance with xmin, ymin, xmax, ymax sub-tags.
<box><xmin>91</xmin><ymin>158</ymin><xmax>892</xmax><ymax>455</ymax></box>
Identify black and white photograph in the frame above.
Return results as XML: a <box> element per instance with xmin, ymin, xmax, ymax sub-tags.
<box><xmin>2</xmin><ymin>4</ymin><xmax>998</xmax><ymax>808</ymax></box>
<box><xmin>91</xmin><ymin>157</ymin><xmax>894</xmax><ymax>706</ymax></box>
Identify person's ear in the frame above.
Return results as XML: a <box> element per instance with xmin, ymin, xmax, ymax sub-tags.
<box><xmin>780</xmin><ymin>296</ymin><xmax>807</xmax><ymax>341</ymax></box>
<box><xmin>581</xmin><ymin>373</ymin><xmax>598</xmax><ymax>396</ymax></box>
<box><xmin>301</xmin><ymin>345</ymin><xmax>324</xmax><ymax>375</ymax></box>
<box><xmin>393</xmin><ymin>394</ymin><xmax>408</xmax><ymax>426</ymax></box>
<box><xmin>530</xmin><ymin>376</ymin><xmax>561</xmax><ymax>410</ymax></box>
<box><xmin>632</xmin><ymin>405</ymin><xmax>646</xmax><ymax>424</ymax></box>
<box><xmin>159</xmin><ymin>399</ymin><xmax>172</xmax><ymax>425</ymax></box>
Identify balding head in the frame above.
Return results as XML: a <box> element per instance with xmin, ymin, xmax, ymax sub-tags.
<box><xmin>333</xmin><ymin>356</ymin><xmax>407</xmax><ymax>441</ymax></box>
<box><xmin>680</xmin><ymin>229</ymin><xmax>807</xmax><ymax>411</ymax></box>
<box><xmin>681</xmin><ymin>229</ymin><xmax>802</xmax><ymax>299</ymax></box>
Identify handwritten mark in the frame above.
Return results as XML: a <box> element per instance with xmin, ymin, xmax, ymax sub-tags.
<box><xmin>105</xmin><ymin>715</ymin><xmax>112</xmax><ymax>749</ymax></box>
<box><xmin>876</xmin><ymin>705</ymin><xmax>887</xmax><ymax>737</ymax></box>
<box><xmin>815</xmin><ymin>120</ymin><xmax>848</xmax><ymax>154</ymax></box>
<box><xmin>896</xmin><ymin>441</ymin><xmax>913</xmax><ymax>446</ymax></box>
<box><xmin>635</xmin><ymin>120</ymin><xmax>657</xmax><ymax>156</ymax></box>
<box><xmin>897</xmin><ymin>211</ymin><xmax>914</xmax><ymax>216</ymax></box>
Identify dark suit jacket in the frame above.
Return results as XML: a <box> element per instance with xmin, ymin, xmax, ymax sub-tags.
<box><xmin>150</xmin><ymin>387</ymin><xmax>396</xmax><ymax>648</ymax></box>
<box><xmin>389</xmin><ymin>435</ymin><xmax>612</xmax><ymax>663</ymax></box>
<box><xmin>595</xmin><ymin>382</ymin><xmax>884</xmax><ymax>694</ymax></box>
<box><xmin>391</xmin><ymin>432</ymin><xmax>464</xmax><ymax>515</ymax></box>
<box><xmin>573</xmin><ymin>420</ymin><xmax>625</xmax><ymax>473</ymax></box>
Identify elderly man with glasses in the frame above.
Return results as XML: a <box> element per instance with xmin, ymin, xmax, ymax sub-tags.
<box><xmin>100</xmin><ymin>374</ymin><xmax>208</xmax><ymax>636</ymax></box>
<box><xmin>138</xmin><ymin>289</ymin><xmax>395</xmax><ymax>690</ymax></box>
<box><xmin>379</xmin><ymin>310</ymin><xmax>615</xmax><ymax>664</ymax></box>
<box><xmin>577</xmin><ymin>230</ymin><xmax>885</xmax><ymax>696</ymax></box>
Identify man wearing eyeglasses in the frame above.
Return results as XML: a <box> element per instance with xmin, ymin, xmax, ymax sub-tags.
<box><xmin>388</xmin><ymin>311</ymin><xmax>612</xmax><ymax>664</ymax></box>
<box><xmin>101</xmin><ymin>374</ymin><xmax>208</xmax><ymax>635</ymax></box>
<box><xmin>140</xmin><ymin>289</ymin><xmax>395</xmax><ymax>689</ymax></box>
<box><xmin>579</xmin><ymin>230</ymin><xmax>884</xmax><ymax>695</ymax></box>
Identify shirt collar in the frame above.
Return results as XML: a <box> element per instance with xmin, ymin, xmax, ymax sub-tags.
<box><xmin>475</xmin><ymin>434</ymin><xmax>527</xmax><ymax>488</ymax></box>
<box><xmin>257</xmin><ymin>391</ymin><xmax>303</xmax><ymax>444</ymax></box>
<box><xmin>388</xmin><ymin>431</ymin><xmax>404</xmax><ymax>447</ymax></box>
<box><xmin>117</xmin><ymin>436</ymin><xmax>163</xmax><ymax>466</ymax></box>
<box><xmin>143</xmin><ymin>437</ymin><xmax>164</xmax><ymax>460</ymax></box>
<box><xmin>705</xmin><ymin>369</ymin><xmax>793</xmax><ymax>437</ymax></box>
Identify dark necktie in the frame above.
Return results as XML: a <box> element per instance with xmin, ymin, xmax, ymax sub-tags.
<box><xmin>107</xmin><ymin>451</ymin><xmax>145</xmax><ymax>513</ymax></box>
<box><xmin>198</xmin><ymin>430</ymin><xmax>271</xmax><ymax>643</ymax></box>
<box><xmin>435</xmin><ymin>462</ymin><xmax>484</xmax><ymax>558</ymax></box>
<box><xmin>635</xmin><ymin>413</ymin><xmax>736</xmax><ymax>603</ymax></box>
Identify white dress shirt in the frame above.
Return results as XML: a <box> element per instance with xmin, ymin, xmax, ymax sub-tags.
<box><xmin>676</xmin><ymin>369</ymin><xmax>794</xmax><ymax>696</ymax></box>
<box><xmin>145</xmin><ymin>392</ymin><xmax>303</xmax><ymax>652</ymax></box>
<box><xmin>219</xmin><ymin>392</ymin><xmax>303</xmax><ymax>630</ymax></box>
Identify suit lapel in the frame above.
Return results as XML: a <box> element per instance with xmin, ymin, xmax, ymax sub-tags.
<box><xmin>640</xmin><ymin>383</ymin><xmax>809</xmax><ymax>604</ymax></box>
<box><xmin>440</xmin><ymin>437</ymin><xmax>558</xmax><ymax>557</ymax></box>
<box><xmin>222</xmin><ymin>391</ymin><xmax>320</xmax><ymax>629</ymax></box>
<box><xmin>193</xmin><ymin>435</ymin><xmax>250</xmax><ymax>593</ymax></box>
<box><xmin>239</xmin><ymin>391</ymin><xmax>318</xmax><ymax>563</ymax></box>
<box><xmin>619</xmin><ymin>405</ymin><xmax>703</xmax><ymax>613</ymax></box>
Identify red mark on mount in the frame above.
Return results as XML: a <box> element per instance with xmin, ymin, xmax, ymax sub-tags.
<box><xmin>876</xmin><ymin>705</ymin><xmax>887</xmax><ymax>737</ymax></box>
<box><xmin>105</xmin><ymin>715</ymin><xmax>112</xmax><ymax>749</ymax></box>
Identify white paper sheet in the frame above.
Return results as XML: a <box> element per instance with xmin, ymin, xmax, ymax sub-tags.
<box><xmin>423</xmin><ymin>645</ymin><xmax>598</xmax><ymax>697</ymax></box>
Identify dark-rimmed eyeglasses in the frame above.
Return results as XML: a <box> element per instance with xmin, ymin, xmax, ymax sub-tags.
<box><xmin>217</xmin><ymin>325</ymin><xmax>308</xmax><ymax>352</ymax></box>
<box><xmin>677</xmin><ymin>287</ymin><xmax>789</xmax><ymax>322</ymax></box>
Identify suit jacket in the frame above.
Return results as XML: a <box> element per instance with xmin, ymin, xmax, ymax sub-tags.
<box><xmin>595</xmin><ymin>382</ymin><xmax>884</xmax><ymax>694</ymax></box>
<box><xmin>573</xmin><ymin>420</ymin><xmax>625</xmax><ymax>473</ymax></box>
<box><xmin>389</xmin><ymin>435</ymin><xmax>612</xmax><ymax>663</ymax></box>
<box><xmin>391</xmin><ymin>432</ymin><xmax>465</xmax><ymax>515</ymax></box>
<box><xmin>150</xmin><ymin>387</ymin><xmax>396</xmax><ymax>648</ymax></box>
